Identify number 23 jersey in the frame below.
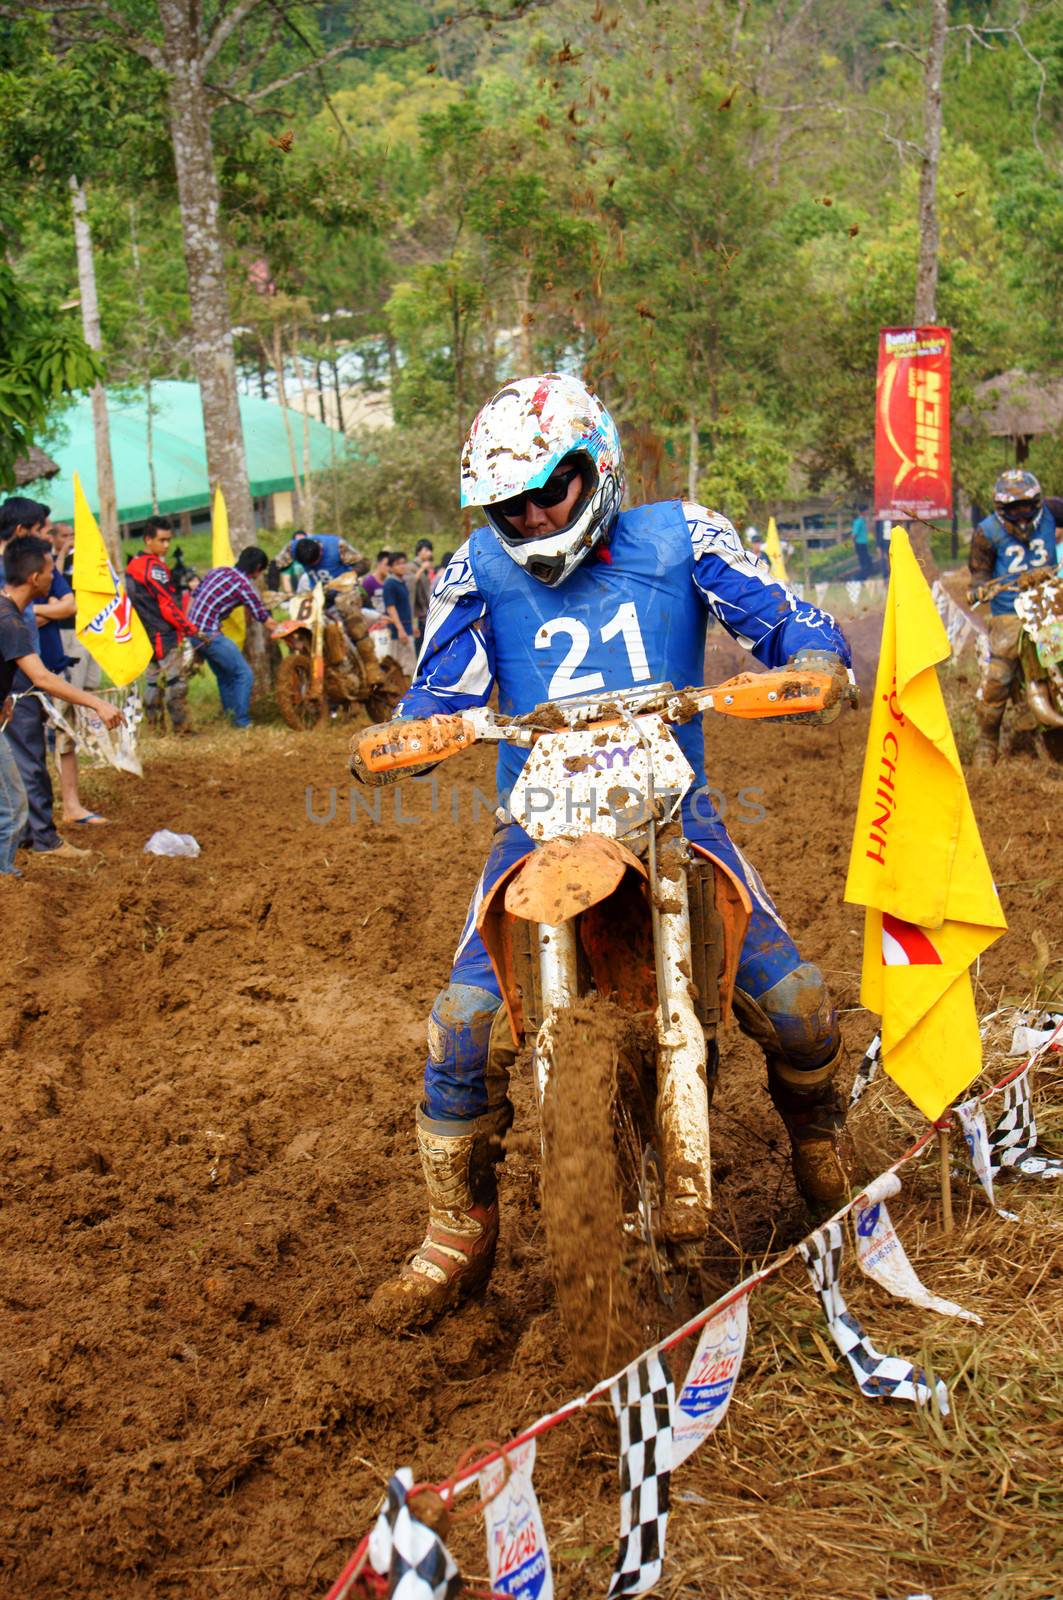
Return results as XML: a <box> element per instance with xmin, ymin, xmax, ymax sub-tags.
<box><xmin>400</xmin><ymin>499</ymin><xmax>851</xmax><ymax>797</ymax></box>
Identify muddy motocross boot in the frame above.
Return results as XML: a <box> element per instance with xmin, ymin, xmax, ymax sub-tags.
<box><xmin>369</xmin><ymin>1101</ymin><xmax>511</xmax><ymax>1332</ymax></box>
<box><xmin>766</xmin><ymin>1041</ymin><xmax>852</xmax><ymax>1212</ymax></box>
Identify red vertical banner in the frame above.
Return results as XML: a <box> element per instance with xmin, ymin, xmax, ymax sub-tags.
<box><xmin>874</xmin><ymin>327</ymin><xmax>952</xmax><ymax>521</ymax></box>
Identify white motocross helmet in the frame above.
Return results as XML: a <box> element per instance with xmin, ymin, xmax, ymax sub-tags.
<box><xmin>460</xmin><ymin>372</ymin><xmax>625</xmax><ymax>586</ymax></box>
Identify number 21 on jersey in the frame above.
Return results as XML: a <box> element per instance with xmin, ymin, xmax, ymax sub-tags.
<box><xmin>535</xmin><ymin>601</ymin><xmax>651</xmax><ymax>697</ymax></box>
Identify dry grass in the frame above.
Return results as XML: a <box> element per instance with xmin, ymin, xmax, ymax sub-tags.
<box><xmin>441</xmin><ymin>1033</ymin><xmax>1063</xmax><ymax>1600</ymax></box>
<box><xmin>637</xmin><ymin>1034</ymin><xmax>1063</xmax><ymax>1600</ymax></box>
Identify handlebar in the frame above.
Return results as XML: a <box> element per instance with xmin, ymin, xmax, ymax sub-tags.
<box><xmin>971</xmin><ymin>567</ymin><xmax>1057</xmax><ymax>605</ymax></box>
<box><xmin>351</xmin><ymin>667</ymin><xmax>853</xmax><ymax>784</ymax></box>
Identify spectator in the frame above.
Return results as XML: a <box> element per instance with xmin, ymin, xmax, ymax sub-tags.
<box><xmin>362</xmin><ymin>549</ymin><xmax>391</xmax><ymax>611</ymax></box>
<box><xmin>851</xmin><ymin>505</ymin><xmax>873</xmax><ymax>579</ymax></box>
<box><xmin>2</xmin><ymin>500</ymin><xmax>91</xmax><ymax>855</ymax></box>
<box><xmin>0</xmin><ymin>534</ymin><xmax>123</xmax><ymax>872</ymax></box>
<box><xmin>874</xmin><ymin>516</ymin><xmax>892</xmax><ymax>576</ymax></box>
<box><xmin>274</xmin><ymin>530</ymin><xmax>360</xmax><ymax>588</ymax></box>
<box><xmin>747</xmin><ymin>531</ymin><xmax>768</xmax><ymax>572</ymax></box>
<box><xmin>289</xmin><ymin>536</ymin><xmax>319</xmax><ymax>592</ymax></box>
<box><xmin>169</xmin><ymin>544</ymin><xmax>199</xmax><ymax>597</ymax></box>
<box><xmin>383</xmin><ymin>551</ymin><xmax>415</xmax><ymax>675</ymax></box>
<box><xmin>186</xmin><ymin>548</ymin><xmax>276</xmax><ymax>728</ymax></box>
<box><xmin>125</xmin><ymin>516</ymin><xmax>194</xmax><ymax>735</ymax></box>
<box><xmin>406</xmin><ymin>539</ymin><xmax>435</xmax><ymax>645</ymax></box>
<box><xmin>47</xmin><ymin>523</ymin><xmax>112</xmax><ymax>826</ymax></box>
<box><xmin>51</xmin><ymin>521</ymin><xmax>74</xmax><ymax>579</ymax></box>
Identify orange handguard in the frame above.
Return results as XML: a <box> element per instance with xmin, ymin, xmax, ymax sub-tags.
<box><xmin>351</xmin><ymin>714</ymin><xmax>478</xmax><ymax>782</ymax></box>
<box><xmin>704</xmin><ymin>669</ymin><xmax>844</xmax><ymax>719</ymax></box>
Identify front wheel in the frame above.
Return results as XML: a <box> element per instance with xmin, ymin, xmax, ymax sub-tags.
<box><xmin>275</xmin><ymin>653</ymin><xmax>327</xmax><ymax>730</ymax></box>
<box><xmin>539</xmin><ymin>996</ymin><xmax>681</xmax><ymax>1379</ymax></box>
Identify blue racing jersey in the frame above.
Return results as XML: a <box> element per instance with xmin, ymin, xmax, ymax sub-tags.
<box><xmin>400</xmin><ymin>499</ymin><xmax>851</xmax><ymax>799</ymax></box>
<box><xmin>976</xmin><ymin>508</ymin><xmax>1058</xmax><ymax>615</ymax></box>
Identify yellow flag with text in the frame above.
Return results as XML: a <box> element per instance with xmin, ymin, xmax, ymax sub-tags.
<box><xmin>72</xmin><ymin>473</ymin><xmax>152</xmax><ymax>687</ymax></box>
<box><xmin>211</xmin><ymin>484</ymin><xmax>246</xmax><ymax>648</ymax></box>
<box><xmin>844</xmin><ymin>526</ymin><xmax>1006</xmax><ymax>1119</ymax></box>
<box><xmin>765</xmin><ymin>516</ymin><xmax>789</xmax><ymax>586</ymax></box>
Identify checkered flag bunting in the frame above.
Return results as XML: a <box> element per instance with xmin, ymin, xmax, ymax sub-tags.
<box><xmin>366</xmin><ymin>1468</ymin><xmax>461</xmax><ymax>1600</ymax></box>
<box><xmin>986</xmin><ymin>1070</ymin><xmax>1063</xmax><ymax>1180</ymax></box>
<box><xmin>955</xmin><ymin>1100</ymin><xmax>1019</xmax><ymax>1219</ymax></box>
<box><xmin>849</xmin><ymin>1034</ymin><xmax>882</xmax><ymax>1107</ymax></box>
<box><xmin>607</xmin><ymin>1350</ymin><xmax>674</xmax><ymax>1597</ymax></box>
<box><xmin>799</xmin><ymin>1224</ymin><xmax>950</xmax><ymax>1414</ymax></box>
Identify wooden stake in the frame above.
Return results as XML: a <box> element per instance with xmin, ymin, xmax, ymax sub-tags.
<box><xmin>937</xmin><ymin>1123</ymin><xmax>954</xmax><ymax>1233</ymax></box>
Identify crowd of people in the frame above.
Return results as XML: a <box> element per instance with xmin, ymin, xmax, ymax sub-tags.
<box><xmin>0</xmin><ymin>497</ymin><xmax>124</xmax><ymax>872</ymax></box>
<box><xmin>0</xmin><ymin>496</ymin><xmax>455</xmax><ymax>874</ymax></box>
<box><xmin>3</xmin><ymin>450</ymin><xmax>1058</xmax><ymax>881</ymax></box>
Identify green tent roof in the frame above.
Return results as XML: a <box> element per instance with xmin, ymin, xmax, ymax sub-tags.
<box><xmin>26</xmin><ymin>380</ymin><xmax>350</xmax><ymax>523</ymax></box>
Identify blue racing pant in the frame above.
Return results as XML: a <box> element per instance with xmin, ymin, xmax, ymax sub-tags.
<box><xmin>423</xmin><ymin>804</ymin><xmax>838</xmax><ymax>1121</ymax></box>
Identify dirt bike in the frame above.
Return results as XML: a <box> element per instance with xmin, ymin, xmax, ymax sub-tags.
<box><xmin>351</xmin><ymin>665</ymin><xmax>854</xmax><ymax>1369</ymax></box>
<box><xmin>272</xmin><ymin>578</ymin><xmax>407</xmax><ymax>732</ymax></box>
<box><xmin>972</xmin><ymin>567</ymin><xmax>1063</xmax><ymax>735</ymax></box>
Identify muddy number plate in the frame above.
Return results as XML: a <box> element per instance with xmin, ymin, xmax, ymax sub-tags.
<box><xmin>508</xmin><ymin>720</ymin><xmax>695</xmax><ymax>842</ymax></box>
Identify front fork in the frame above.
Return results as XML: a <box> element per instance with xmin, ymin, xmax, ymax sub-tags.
<box><xmin>652</xmin><ymin>837</ymin><xmax>712</xmax><ymax>1240</ymax></box>
<box><xmin>531</xmin><ymin>842</ymin><xmax>712</xmax><ymax>1243</ymax></box>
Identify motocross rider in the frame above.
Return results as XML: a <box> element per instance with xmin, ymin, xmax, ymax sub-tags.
<box><xmin>360</xmin><ymin>374</ymin><xmax>855</xmax><ymax>1332</ymax></box>
<box><xmin>969</xmin><ymin>469</ymin><xmax>1058</xmax><ymax>766</ymax></box>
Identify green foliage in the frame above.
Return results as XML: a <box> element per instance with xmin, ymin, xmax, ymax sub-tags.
<box><xmin>326</xmin><ymin>420</ymin><xmax>459</xmax><ymax>545</ymax></box>
<box><xmin>0</xmin><ymin>262</ymin><xmax>102</xmax><ymax>488</ymax></box>
<box><xmin>695</xmin><ymin>409</ymin><xmax>793</xmax><ymax>529</ymax></box>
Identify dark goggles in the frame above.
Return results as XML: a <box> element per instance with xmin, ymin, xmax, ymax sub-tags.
<box><xmin>494</xmin><ymin>464</ymin><xmax>583</xmax><ymax>520</ymax></box>
<box><xmin>997</xmin><ymin>498</ymin><xmax>1040</xmax><ymax>523</ymax></box>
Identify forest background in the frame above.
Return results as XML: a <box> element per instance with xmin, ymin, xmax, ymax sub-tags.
<box><xmin>2</xmin><ymin>0</ymin><xmax>1063</xmax><ymax>550</ymax></box>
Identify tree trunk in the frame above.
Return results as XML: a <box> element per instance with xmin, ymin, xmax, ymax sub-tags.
<box><xmin>69</xmin><ymin>175</ymin><xmax>120</xmax><ymax>565</ymax></box>
<box><xmin>288</xmin><ymin>331</ymin><xmax>316</xmax><ymax>533</ymax></box>
<box><xmin>158</xmin><ymin>0</ymin><xmax>256</xmax><ymax>550</ymax></box>
<box><xmin>128</xmin><ymin>200</ymin><xmax>159</xmax><ymax>513</ymax></box>
<box><xmin>515</xmin><ymin>267</ymin><xmax>533</xmax><ymax>372</ymax></box>
<box><xmin>687</xmin><ymin>411</ymin><xmax>699</xmax><ymax>502</ymax></box>
<box><xmin>267</xmin><ymin>321</ymin><xmax>304</xmax><ymax>526</ymax></box>
<box><xmin>329</xmin><ymin>338</ymin><xmax>345</xmax><ymax>433</ymax></box>
<box><xmin>914</xmin><ymin>0</ymin><xmax>947</xmax><ymax>325</ymax></box>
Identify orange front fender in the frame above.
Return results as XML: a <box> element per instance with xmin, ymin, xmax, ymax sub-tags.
<box><xmin>503</xmin><ymin>834</ymin><xmax>647</xmax><ymax>924</ymax></box>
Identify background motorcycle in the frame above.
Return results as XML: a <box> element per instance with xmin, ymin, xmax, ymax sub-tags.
<box><xmin>973</xmin><ymin>567</ymin><xmax>1063</xmax><ymax>748</ymax></box>
<box><xmin>272</xmin><ymin>577</ymin><xmax>407</xmax><ymax>731</ymax></box>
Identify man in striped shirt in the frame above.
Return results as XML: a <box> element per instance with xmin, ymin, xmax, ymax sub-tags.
<box><xmin>187</xmin><ymin>548</ymin><xmax>275</xmax><ymax>728</ymax></box>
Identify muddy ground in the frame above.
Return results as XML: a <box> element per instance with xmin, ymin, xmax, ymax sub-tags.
<box><xmin>1</xmin><ymin>626</ymin><xmax>1061</xmax><ymax>1599</ymax></box>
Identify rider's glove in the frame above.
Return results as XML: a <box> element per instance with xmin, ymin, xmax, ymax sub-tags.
<box><xmin>968</xmin><ymin>583</ymin><xmax>989</xmax><ymax>605</ymax></box>
<box><xmin>787</xmin><ymin>648</ymin><xmax>853</xmax><ymax>722</ymax></box>
<box><xmin>789</xmin><ymin>647</ymin><xmax>845</xmax><ymax>674</ymax></box>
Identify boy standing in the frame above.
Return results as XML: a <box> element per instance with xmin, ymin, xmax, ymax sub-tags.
<box><xmin>125</xmin><ymin>517</ymin><xmax>193</xmax><ymax>733</ymax></box>
<box><xmin>1</xmin><ymin>536</ymin><xmax>123</xmax><ymax>874</ymax></box>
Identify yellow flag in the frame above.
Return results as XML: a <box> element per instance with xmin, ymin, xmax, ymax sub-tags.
<box><xmin>764</xmin><ymin>516</ymin><xmax>789</xmax><ymax>585</ymax></box>
<box><xmin>211</xmin><ymin>484</ymin><xmax>246</xmax><ymax>649</ymax></box>
<box><xmin>844</xmin><ymin>527</ymin><xmax>1006</xmax><ymax>1119</ymax></box>
<box><xmin>72</xmin><ymin>473</ymin><xmax>152</xmax><ymax>687</ymax></box>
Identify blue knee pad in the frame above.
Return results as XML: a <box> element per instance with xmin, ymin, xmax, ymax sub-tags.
<box><xmin>748</xmin><ymin>961</ymin><xmax>837</xmax><ymax>1068</ymax></box>
<box><xmin>736</xmin><ymin>903</ymin><xmax>837</xmax><ymax>1068</ymax></box>
<box><xmin>423</xmin><ymin>982</ymin><xmax>502</xmax><ymax>1120</ymax></box>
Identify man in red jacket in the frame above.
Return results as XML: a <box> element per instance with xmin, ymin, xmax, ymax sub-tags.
<box><xmin>125</xmin><ymin>517</ymin><xmax>194</xmax><ymax>733</ymax></box>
